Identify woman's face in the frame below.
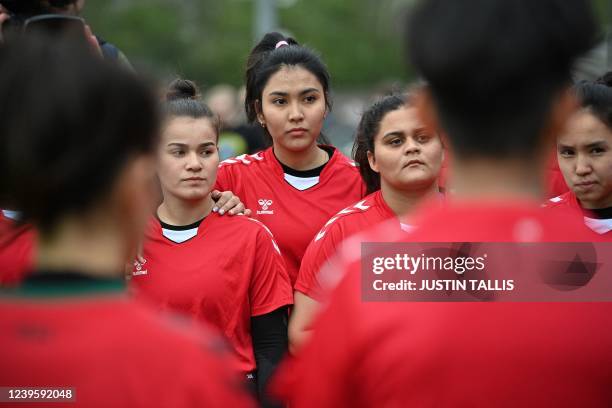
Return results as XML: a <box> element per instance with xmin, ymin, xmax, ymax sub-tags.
<box><xmin>368</xmin><ymin>106</ymin><xmax>443</xmax><ymax>192</ymax></box>
<box><xmin>257</xmin><ymin>65</ymin><xmax>327</xmax><ymax>152</ymax></box>
<box><xmin>558</xmin><ymin>109</ymin><xmax>612</xmax><ymax>209</ymax></box>
<box><xmin>157</xmin><ymin>116</ymin><xmax>219</xmax><ymax>202</ymax></box>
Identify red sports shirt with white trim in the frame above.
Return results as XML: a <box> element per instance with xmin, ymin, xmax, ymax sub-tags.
<box><xmin>215</xmin><ymin>146</ymin><xmax>366</xmax><ymax>284</ymax></box>
<box><xmin>0</xmin><ymin>211</ymin><xmax>34</xmax><ymax>286</ymax></box>
<box><xmin>295</xmin><ymin>190</ymin><xmax>395</xmax><ymax>300</ymax></box>
<box><xmin>545</xmin><ymin>191</ymin><xmax>612</xmax><ymax>237</ymax></box>
<box><xmin>274</xmin><ymin>200</ymin><xmax>612</xmax><ymax>407</ymax></box>
<box><xmin>130</xmin><ymin>213</ymin><xmax>293</xmax><ymax>374</ymax></box>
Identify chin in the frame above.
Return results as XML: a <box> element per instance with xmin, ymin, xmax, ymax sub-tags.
<box><xmin>283</xmin><ymin>137</ymin><xmax>316</xmax><ymax>152</ymax></box>
<box><xmin>178</xmin><ymin>189</ymin><xmax>210</xmax><ymax>201</ymax></box>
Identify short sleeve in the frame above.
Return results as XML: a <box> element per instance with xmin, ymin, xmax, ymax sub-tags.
<box><xmin>249</xmin><ymin>222</ymin><xmax>293</xmax><ymax>316</ymax></box>
<box><xmin>294</xmin><ymin>218</ymin><xmax>347</xmax><ymax>301</ymax></box>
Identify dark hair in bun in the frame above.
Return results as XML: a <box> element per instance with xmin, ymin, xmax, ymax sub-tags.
<box><xmin>163</xmin><ymin>78</ymin><xmax>220</xmax><ymax>137</ymax></box>
<box><xmin>575</xmin><ymin>72</ymin><xmax>612</xmax><ymax>129</ymax></box>
<box><xmin>165</xmin><ymin>78</ymin><xmax>199</xmax><ymax>101</ymax></box>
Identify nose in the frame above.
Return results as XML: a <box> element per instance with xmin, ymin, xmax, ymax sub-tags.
<box><xmin>575</xmin><ymin>153</ymin><xmax>592</xmax><ymax>176</ymax></box>
<box><xmin>404</xmin><ymin>138</ymin><xmax>421</xmax><ymax>155</ymax></box>
<box><xmin>185</xmin><ymin>151</ymin><xmax>203</xmax><ymax>172</ymax></box>
<box><xmin>288</xmin><ymin>101</ymin><xmax>304</xmax><ymax>123</ymax></box>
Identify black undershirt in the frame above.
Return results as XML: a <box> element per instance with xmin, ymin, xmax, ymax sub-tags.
<box><xmin>276</xmin><ymin>145</ymin><xmax>334</xmax><ymax>178</ymax></box>
<box><xmin>158</xmin><ymin>217</ymin><xmax>205</xmax><ymax>230</ymax></box>
<box><xmin>250</xmin><ymin>306</ymin><xmax>289</xmax><ymax>408</ymax></box>
<box><xmin>584</xmin><ymin>206</ymin><xmax>612</xmax><ymax>220</ymax></box>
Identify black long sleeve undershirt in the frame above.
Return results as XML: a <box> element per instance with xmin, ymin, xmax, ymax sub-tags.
<box><xmin>251</xmin><ymin>306</ymin><xmax>289</xmax><ymax>408</ymax></box>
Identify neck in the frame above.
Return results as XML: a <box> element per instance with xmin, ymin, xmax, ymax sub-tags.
<box><xmin>36</xmin><ymin>215</ymin><xmax>126</xmax><ymax>278</ymax></box>
<box><xmin>450</xmin><ymin>157</ymin><xmax>544</xmax><ymax>202</ymax></box>
<box><xmin>158</xmin><ymin>193</ymin><xmax>214</xmax><ymax>226</ymax></box>
<box><xmin>274</xmin><ymin>142</ymin><xmax>328</xmax><ymax>171</ymax></box>
<box><xmin>381</xmin><ymin>181</ymin><xmax>440</xmax><ymax>223</ymax></box>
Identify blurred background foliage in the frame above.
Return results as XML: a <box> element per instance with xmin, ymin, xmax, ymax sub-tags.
<box><xmin>83</xmin><ymin>0</ymin><xmax>606</xmax><ymax>90</ymax></box>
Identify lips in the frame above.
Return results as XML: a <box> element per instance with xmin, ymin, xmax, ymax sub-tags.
<box><xmin>287</xmin><ymin>128</ymin><xmax>308</xmax><ymax>135</ymax></box>
<box><xmin>183</xmin><ymin>177</ymin><xmax>205</xmax><ymax>182</ymax></box>
<box><xmin>573</xmin><ymin>180</ymin><xmax>597</xmax><ymax>189</ymax></box>
<box><xmin>403</xmin><ymin>159</ymin><xmax>425</xmax><ymax>168</ymax></box>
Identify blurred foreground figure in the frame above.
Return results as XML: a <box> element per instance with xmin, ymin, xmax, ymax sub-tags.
<box><xmin>274</xmin><ymin>1</ymin><xmax>612</xmax><ymax>407</ymax></box>
<box><xmin>0</xmin><ymin>38</ymin><xmax>252</xmax><ymax>408</ymax></box>
<box><xmin>0</xmin><ymin>0</ymin><xmax>132</xmax><ymax>68</ymax></box>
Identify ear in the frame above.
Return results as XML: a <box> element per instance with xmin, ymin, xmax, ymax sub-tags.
<box><xmin>255</xmin><ymin>100</ymin><xmax>265</xmax><ymax>124</ymax></box>
<box><xmin>414</xmin><ymin>88</ymin><xmax>440</xmax><ymax>137</ymax></box>
<box><xmin>367</xmin><ymin>150</ymin><xmax>379</xmax><ymax>173</ymax></box>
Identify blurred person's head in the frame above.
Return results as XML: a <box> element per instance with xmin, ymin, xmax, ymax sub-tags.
<box><xmin>557</xmin><ymin>77</ymin><xmax>612</xmax><ymax>209</ymax></box>
<box><xmin>353</xmin><ymin>93</ymin><xmax>443</xmax><ymax>195</ymax></box>
<box><xmin>0</xmin><ymin>0</ymin><xmax>82</xmax><ymax>16</ymax></box>
<box><xmin>158</xmin><ymin>79</ymin><xmax>220</xmax><ymax>204</ymax></box>
<box><xmin>244</xmin><ymin>32</ymin><xmax>331</xmax><ymax>152</ymax></box>
<box><xmin>205</xmin><ymin>84</ymin><xmax>240</xmax><ymax>129</ymax></box>
<box><xmin>0</xmin><ymin>0</ymin><xmax>88</xmax><ymax>45</ymax></box>
<box><xmin>407</xmin><ymin>0</ymin><xmax>597</xmax><ymax>166</ymax></box>
<box><xmin>0</xmin><ymin>36</ymin><xmax>159</xmax><ymax>262</ymax></box>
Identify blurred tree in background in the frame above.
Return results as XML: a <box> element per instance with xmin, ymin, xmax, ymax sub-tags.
<box><xmin>84</xmin><ymin>0</ymin><xmax>610</xmax><ymax>90</ymax></box>
<box><xmin>84</xmin><ymin>0</ymin><xmax>412</xmax><ymax>89</ymax></box>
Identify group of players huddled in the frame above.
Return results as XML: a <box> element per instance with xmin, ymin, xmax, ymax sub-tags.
<box><xmin>1</xmin><ymin>0</ymin><xmax>612</xmax><ymax>407</ymax></box>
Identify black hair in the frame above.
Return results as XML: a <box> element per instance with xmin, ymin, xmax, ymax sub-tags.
<box><xmin>163</xmin><ymin>78</ymin><xmax>220</xmax><ymax>137</ymax></box>
<box><xmin>244</xmin><ymin>32</ymin><xmax>332</xmax><ymax>145</ymax></box>
<box><xmin>407</xmin><ymin>0</ymin><xmax>597</xmax><ymax>159</ymax></box>
<box><xmin>0</xmin><ymin>0</ymin><xmax>77</xmax><ymax>16</ymax></box>
<box><xmin>0</xmin><ymin>36</ymin><xmax>159</xmax><ymax>234</ymax></box>
<box><xmin>575</xmin><ymin>72</ymin><xmax>612</xmax><ymax>128</ymax></box>
<box><xmin>352</xmin><ymin>94</ymin><xmax>409</xmax><ymax>194</ymax></box>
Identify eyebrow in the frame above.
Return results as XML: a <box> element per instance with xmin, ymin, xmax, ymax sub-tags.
<box><xmin>383</xmin><ymin>130</ymin><xmax>406</xmax><ymax>138</ymax></box>
<box><xmin>167</xmin><ymin>142</ymin><xmax>216</xmax><ymax>148</ymax></box>
<box><xmin>268</xmin><ymin>88</ymin><xmax>321</xmax><ymax>97</ymax></box>
<box><xmin>586</xmin><ymin>141</ymin><xmax>607</xmax><ymax>149</ymax></box>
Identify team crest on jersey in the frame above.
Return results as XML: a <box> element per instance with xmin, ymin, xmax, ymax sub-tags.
<box><xmin>257</xmin><ymin>199</ymin><xmax>274</xmax><ymax>215</ymax></box>
<box><xmin>132</xmin><ymin>258</ymin><xmax>148</xmax><ymax>276</ymax></box>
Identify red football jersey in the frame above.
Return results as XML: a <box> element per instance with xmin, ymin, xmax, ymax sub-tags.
<box><xmin>295</xmin><ymin>190</ymin><xmax>396</xmax><ymax>300</ymax></box>
<box><xmin>215</xmin><ymin>146</ymin><xmax>366</xmax><ymax>284</ymax></box>
<box><xmin>275</xmin><ymin>200</ymin><xmax>612</xmax><ymax>407</ymax></box>
<box><xmin>0</xmin><ymin>212</ymin><xmax>35</xmax><ymax>286</ymax></box>
<box><xmin>545</xmin><ymin>191</ymin><xmax>612</xmax><ymax>237</ymax></box>
<box><xmin>0</xmin><ymin>279</ymin><xmax>254</xmax><ymax>408</ymax></box>
<box><xmin>130</xmin><ymin>213</ymin><xmax>293</xmax><ymax>374</ymax></box>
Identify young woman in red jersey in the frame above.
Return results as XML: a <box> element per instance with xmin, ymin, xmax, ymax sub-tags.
<box><xmin>0</xmin><ymin>38</ymin><xmax>251</xmax><ymax>407</ymax></box>
<box><xmin>546</xmin><ymin>75</ymin><xmax>612</xmax><ymax>237</ymax></box>
<box><xmin>215</xmin><ymin>32</ymin><xmax>366</xmax><ymax>285</ymax></box>
<box><xmin>129</xmin><ymin>79</ymin><xmax>292</xmax><ymax>407</ymax></box>
<box><xmin>289</xmin><ymin>93</ymin><xmax>445</xmax><ymax>351</ymax></box>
